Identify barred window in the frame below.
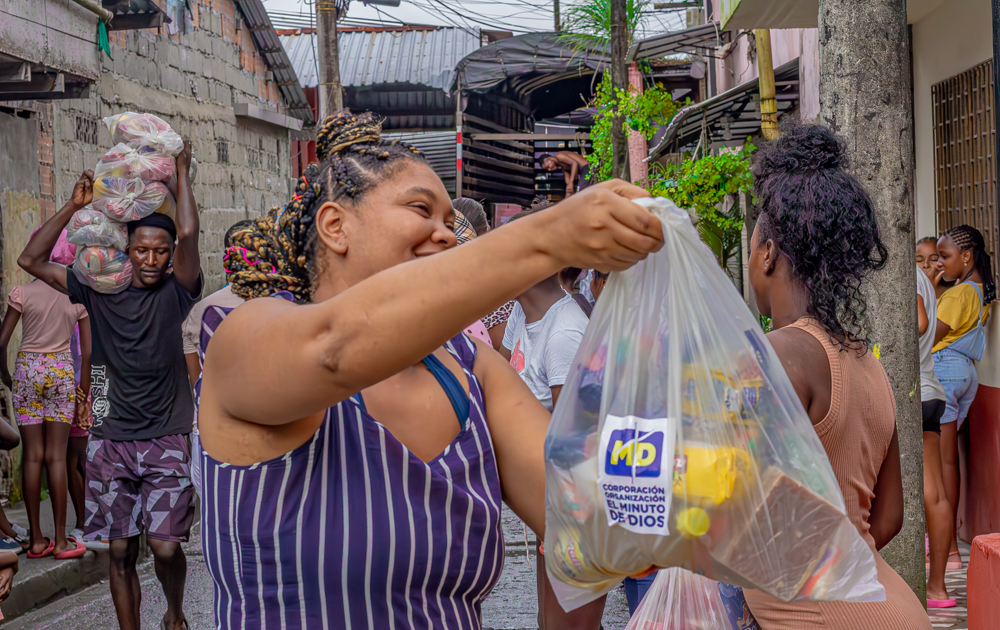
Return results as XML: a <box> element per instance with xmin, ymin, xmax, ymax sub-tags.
<box><xmin>216</xmin><ymin>140</ymin><xmax>229</xmax><ymax>164</ymax></box>
<box><xmin>75</xmin><ymin>116</ymin><xmax>100</xmax><ymax>145</ymax></box>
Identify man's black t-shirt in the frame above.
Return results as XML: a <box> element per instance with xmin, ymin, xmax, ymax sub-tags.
<box><xmin>67</xmin><ymin>271</ymin><xmax>201</xmax><ymax>441</ymax></box>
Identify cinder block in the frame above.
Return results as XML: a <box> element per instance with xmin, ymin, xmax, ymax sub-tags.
<box><xmin>968</xmin><ymin>534</ymin><xmax>1000</xmax><ymax>629</ymax></box>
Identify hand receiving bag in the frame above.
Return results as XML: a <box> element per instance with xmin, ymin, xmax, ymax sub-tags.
<box><xmin>543</xmin><ymin>197</ymin><xmax>884</xmax><ymax>611</ymax></box>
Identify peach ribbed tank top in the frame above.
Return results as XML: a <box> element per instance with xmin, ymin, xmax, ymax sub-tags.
<box><xmin>742</xmin><ymin>318</ymin><xmax>930</xmax><ymax>630</ymax></box>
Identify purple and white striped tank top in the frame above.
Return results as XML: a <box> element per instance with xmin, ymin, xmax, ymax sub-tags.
<box><xmin>199</xmin><ymin>304</ymin><xmax>505</xmax><ymax>629</ymax></box>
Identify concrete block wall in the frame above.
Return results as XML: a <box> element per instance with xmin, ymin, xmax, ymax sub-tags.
<box><xmin>46</xmin><ymin>0</ymin><xmax>297</xmax><ymax>295</ymax></box>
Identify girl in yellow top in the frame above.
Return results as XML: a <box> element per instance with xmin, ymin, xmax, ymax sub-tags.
<box><xmin>932</xmin><ymin>224</ymin><xmax>995</xmax><ymax>568</ymax></box>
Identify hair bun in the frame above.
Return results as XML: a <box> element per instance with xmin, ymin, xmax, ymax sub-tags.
<box><xmin>315</xmin><ymin>111</ymin><xmax>384</xmax><ymax>161</ymax></box>
<box><xmin>756</xmin><ymin>122</ymin><xmax>845</xmax><ymax>174</ymax></box>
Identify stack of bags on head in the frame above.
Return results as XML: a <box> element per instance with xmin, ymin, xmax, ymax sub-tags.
<box><xmin>66</xmin><ymin>112</ymin><xmax>197</xmax><ymax>294</ymax></box>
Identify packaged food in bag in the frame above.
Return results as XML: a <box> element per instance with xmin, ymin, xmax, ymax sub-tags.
<box><xmin>92</xmin><ymin>177</ymin><xmax>166</xmax><ymax>222</ymax></box>
<box><xmin>153</xmin><ymin>185</ymin><xmax>177</xmax><ymax>221</ymax></box>
<box><xmin>103</xmin><ymin>112</ymin><xmax>183</xmax><ymax>156</ymax></box>
<box><xmin>165</xmin><ymin>156</ymin><xmax>198</xmax><ymax>197</ymax></box>
<box><xmin>95</xmin><ymin>143</ymin><xmax>176</xmax><ymax>183</ymax></box>
<box><xmin>66</xmin><ymin>207</ymin><xmax>128</xmax><ymax>251</ymax></box>
<box><xmin>543</xmin><ymin>196</ymin><xmax>884</xmax><ymax>611</ymax></box>
<box><xmin>624</xmin><ymin>569</ymin><xmax>760</xmax><ymax>630</ymax></box>
<box><xmin>73</xmin><ymin>247</ymin><xmax>132</xmax><ymax>294</ymax></box>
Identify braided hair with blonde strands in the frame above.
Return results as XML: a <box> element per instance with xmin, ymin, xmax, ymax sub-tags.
<box><xmin>942</xmin><ymin>224</ymin><xmax>996</xmax><ymax>303</ymax></box>
<box><xmin>224</xmin><ymin>111</ymin><xmax>425</xmax><ymax>303</ymax></box>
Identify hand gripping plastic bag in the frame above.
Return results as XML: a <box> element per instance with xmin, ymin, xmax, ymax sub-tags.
<box><xmin>95</xmin><ymin>143</ymin><xmax>176</xmax><ymax>183</ymax></box>
<box><xmin>66</xmin><ymin>208</ymin><xmax>129</xmax><ymax>251</ymax></box>
<box><xmin>543</xmin><ymin>197</ymin><xmax>884</xmax><ymax>611</ymax></box>
<box><xmin>92</xmin><ymin>177</ymin><xmax>167</xmax><ymax>222</ymax></box>
<box><xmin>103</xmin><ymin>112</ymin><xmax>183</xmax><ymax>156</ymax></box>
<box><xmin>73</xmin><ymin>246</ymin><xmax>132</xmax><ymax>294</ymax></box>
<box><xmin>624</xmin><ymin>569</ymin><xmax>760</xmax><ymax>630</ymax></box>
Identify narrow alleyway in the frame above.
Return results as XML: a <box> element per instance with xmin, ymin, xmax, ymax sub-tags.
<box><xmin>8</xmin><ymin>506</ymin><xmax>631</xmax><ymax>629</ymax></box>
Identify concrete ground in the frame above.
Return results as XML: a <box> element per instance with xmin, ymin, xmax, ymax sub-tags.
<box><xmin>9</xmin><ymin>505</ymin><xmax>631</xmax><ymax>629</ymax></box>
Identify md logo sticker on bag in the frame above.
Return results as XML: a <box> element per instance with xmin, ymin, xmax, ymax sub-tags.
<box><xmin>604</xmin><ymin>429</ymin><xmax>664</xmax><ymax>477</ymax></box>
<box><xmin>597</xmin><ymin>414</ymin><xmax>676</xmax><ymax>536</ymax></box>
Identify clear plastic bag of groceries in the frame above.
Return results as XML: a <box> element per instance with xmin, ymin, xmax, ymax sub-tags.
<box><xmin>92</xmin><ymin>177</ymin><xmax>168</xmax><ymax>222</ymax></box>
<box><xmin>66</xmin><ymin>207</ymin><xmax>128</xmax><ymax>251</ymax></box>
<box><xmin>543</xmin><ymin>197</ymin><xmax>884</xmax><ymax>611</ymax></box>
<box><xmin>165</xmin><ymin>156</ymin><xmax>198</xmax><ymax>197</ymax></box>
<box><xmin>95</xmin><ymin>143</ymin><xmax>176</xmax><ymax>183</ymax></box>
<box><xmin>103</xmin><ymin>112</ymin><xmax>183</xmax><ymax>156</ymax></box>
<box><xmin>625</xmin><ymin>569</ymin><xmax>761</xmax><ymax>630</ymax></box>
<box><xmin>73</xmin><ymin>246</ymin><xmax>132</xmax><ymax>294</ymax></box>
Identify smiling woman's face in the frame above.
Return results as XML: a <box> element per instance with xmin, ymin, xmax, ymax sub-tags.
<box><xmin>311</xmin><ymin>160</ymin><xmax>458</xmax><ymax>291</ymax></box>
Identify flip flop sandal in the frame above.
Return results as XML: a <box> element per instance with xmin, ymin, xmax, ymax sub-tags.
<box><xmin>927</xmin><ymin>597</ymin><xmax>957</xmax><ymax>608</ymax></box>
<box><xmin>26</xmin><ymin>538</ymin><xmax>55</xmax><ymax>559</ymax></box>
<box><xmin>946</xmin><ymin>551</ymin><xmax>963</xmax><ymax>570</ymax></box>
<box><xmin>160</xmin><ymin>619</ymin><xmax>190</xmax><ymax>630</ymax></box>
<box><xmin>54</xmin><ymin>537</ymin><xmax>87</xmax><ymax>559</ymax></box>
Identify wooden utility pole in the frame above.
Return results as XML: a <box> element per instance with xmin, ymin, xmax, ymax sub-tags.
<box><xmin>317</xmin><ymin>0</ymin><xmax>343</xmax><ymax>119</ymax></box>
<box><xmin>993</xmin><ymin>0</ymin><xmax>999</xmax><ymax>258</ymax></box>
<box><xmin>754</xmin><ymin>29</ymin><xmax>778</xmax><ymax>141</ymax></box>
<box><xmin>818</xmin><ymin>0</ymin><xmax>924</xmax><ymax>597</ymax></box>
<box><xmin>554</xmin><ymin>0</ymin><xmax>560</xmax><ymax>32</ymax></box>
<box><xmin>609</xmin><ymin>0</ymin><xmax>630</xmax><ymax>181</ymax></box>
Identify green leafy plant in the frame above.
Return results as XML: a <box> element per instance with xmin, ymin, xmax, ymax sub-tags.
<box><xmin>647</xmin><ymin>143</ymin><xmax>756</xmax><ymax>274</ymax></box>
<box><xmin>587</xmin><ymin>73</ymin><xmax>680</xmax><ymax>182</ymax></box>
<box><xmin>560</xmin><ymin>0</ymin><xmax>649</xmax><ymax>46</ymax></box>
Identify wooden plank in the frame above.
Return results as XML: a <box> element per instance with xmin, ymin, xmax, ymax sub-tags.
<box><xmin>464</xmin><ymin>152</ymin><xmax>535</xmax><ymax>175</ymax></box>
<box><xmin>469</xmin><ymin>133</ymin><xmax>592</xmax><ymax>141</ymax></box>
<box><xmin>467</xmin><ymin>136</ymin><xmax>534</xmax><ymax>153</ymax></box>
<box><xmin>462</xmin><ymin>114</ymin><xmax>518</xmax><ymax>134</ymax></box>
<box><xmin>463</xmin><ymin>163</ymin><xmax>535</xmax><ymax>186</ymax></box>
<box><xmin>464</xmin><ymin>138</ymin><xmax>532</xmax><ymax>162</ymax></box>
<box><xmin>461</xmin><ymin>175</ymin><xmax>536</xmax><ymax>197</ymax></box>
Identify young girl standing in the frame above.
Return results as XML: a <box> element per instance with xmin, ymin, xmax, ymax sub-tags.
<box><xmin>0</xmin><ymin>231</ymin><xmax>89</xmax><ymax>559</ymax></box>
<box><xmin>933</xmin><ymin>225</ymin><xmax>994</xmax><ymax>569</ymax></box>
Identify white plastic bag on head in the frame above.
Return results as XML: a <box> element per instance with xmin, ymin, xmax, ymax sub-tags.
<box><xmin>166</xmin><ymin>156</ymin><xmax>198</xmax><ymax>197</ymax></box>
<box><xmin>154</xmin><ymin>185</ymin><xmax>177</xmax><ymax>221</ymax></box>
<box><xmin>543</xmin><ymin>196</ymin><xmax>884</xmax><ymax>611</ymax></box>
<box><xmin>103</xmin><ymin>112</ymin><xmax>183</xmax><ymax>156</ymax></box>
<box><xmin>95</xmin><ymin>143</ymin><xmax>175</xmax><ymax>183</ymax></box>
<box><xmin>92</xmin><ymin>177</ymin><xmax>167</xmax><ymax>222</ymax></box>
<box><xmin>66</xmin><ymin>207</ymin><xmax>128</xmax><ymax>251</ymax></box>
<box><xmin>73</xmin><ymin>246</ymin><xmax>132</xmax><ymax>294</ymax></box>
<box><xmin>625</xmin><ymin>569</ymin><xmax>761</xmax><ymax>630</ymax></box>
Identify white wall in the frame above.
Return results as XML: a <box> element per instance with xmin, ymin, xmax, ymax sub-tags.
<box><xmin>912</xmin><ymin>0</ymin><xmax>992</xmax><ymax>239</ymax></box>
<box><xmin>714</xmin><ymin>28</ymin><xmax>820</xmax><ymax>122</ymax></box>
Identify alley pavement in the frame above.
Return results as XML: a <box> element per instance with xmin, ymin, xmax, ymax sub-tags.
<box><xmin>9</xmin><ymin>505</ymin><xmax>631</xmax><ymax>629</ymax></box>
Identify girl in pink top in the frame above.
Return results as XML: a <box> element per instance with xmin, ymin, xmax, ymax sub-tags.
<box><xmin>0</xmin><ymin>230</ymin><xmax>90</xmax><ymax>559</ymax></box>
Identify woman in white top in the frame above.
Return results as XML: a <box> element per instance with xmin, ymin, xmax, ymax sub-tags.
<box><xmin>916</xmin><ymin>253</ymin><xmax>955</xmax><ymax>608</ymax></box>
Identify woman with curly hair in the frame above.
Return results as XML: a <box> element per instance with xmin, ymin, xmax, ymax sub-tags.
<box><xmin>196</xmin><ymin>111</ymin><xmax>663</xmax><ymax>629</ymax></box>
<box><xmin>743</xmin><ymin>122</ymin><xmax>930</xmax><ymax>629</ymax></box>
<box><xmin>932</xmin><ymin>224</ymin><xmax>994</xmax><ymax>570</ymax></box>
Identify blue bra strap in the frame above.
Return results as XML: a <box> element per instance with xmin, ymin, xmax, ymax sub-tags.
<box><xmin>422</xmin><ymin>353</ymin><xmax>470</xmax><ymax>427</ymax></box>
<box><xmin>351</xmin><ymin>354</ymin><xmax>469</xmax><ymax>428</ymax></box>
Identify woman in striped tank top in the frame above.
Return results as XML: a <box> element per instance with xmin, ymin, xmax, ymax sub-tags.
<box><xmin>196</xmin><ymin>112</ymin><xmax>664</xmax><ymax>629</ymax></box>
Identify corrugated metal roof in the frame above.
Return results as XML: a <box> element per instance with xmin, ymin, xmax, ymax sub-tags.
<box><xmin>384</xmin><ymin>130</ymin><xmax>456</xmax><ymax>175</ymax></box>
<box><xmin>280</xmin><ymin>28</ymin><xmax>481</xmax><ymax>91</ymax></box>
<box><xmin>234</xmin><ymin>0</ymin><xmax>314</xmax><ymax>124</ymax></box>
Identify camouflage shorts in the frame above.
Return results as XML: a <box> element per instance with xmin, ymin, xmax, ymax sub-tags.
<box><xmin>84</xmin><ymin>433</ymin><xmax>194</xmax><ymax>542</ymax></box>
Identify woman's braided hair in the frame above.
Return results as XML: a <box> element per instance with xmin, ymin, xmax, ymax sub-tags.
<box><xmin>943</xmin><ymin>224</ymin><xmax>996</xmax><ymax>303</ymax></box>
<box><xmin>225</xmin><ymin>111</ymin><xmax>425</xmax><ymax>303</ymax></box>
